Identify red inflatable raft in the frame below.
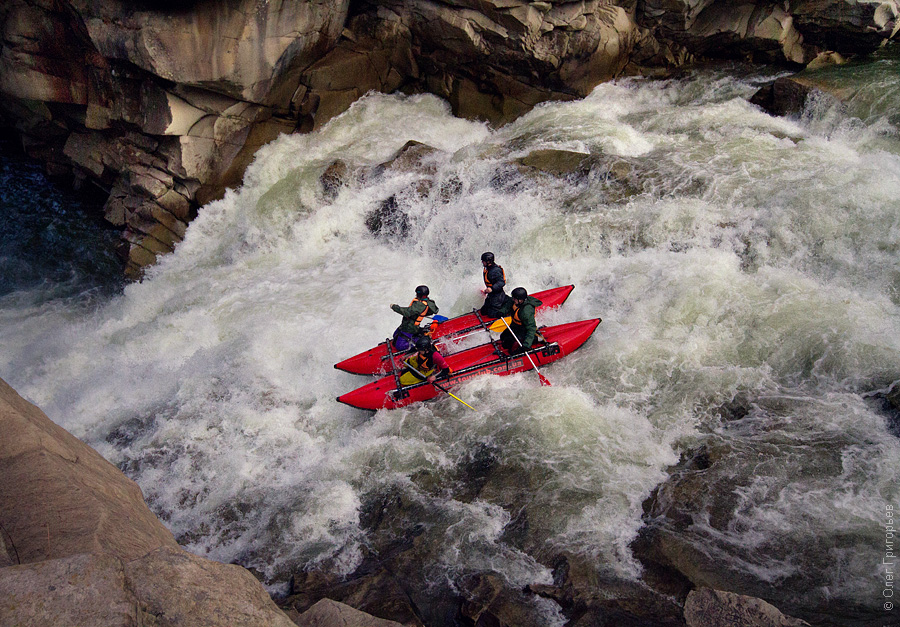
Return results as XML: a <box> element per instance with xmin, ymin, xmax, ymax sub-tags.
<box><xmin>334</xmin><ymin>285</ymin><xmax>575</xmax><ymax>375</ymax></box>
<box><xmin>336</xmin><ymin>318</ymin><xmax>600</xmax><ymax>411</ymax></box>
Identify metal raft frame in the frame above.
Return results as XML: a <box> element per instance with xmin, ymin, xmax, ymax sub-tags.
<box><xmin>387</xmin><ymin>323</ymin><xmax>561</xmax><ymax>403</ymax></box>
<box><xmin>384</xmin><ymin>337</ymin><xmax>410</xmax><ymax>401</ymax></box>
<box><xmin>473</xmin><ymin>308</ymin><xmax>506</xmax><ymax>359</ymax></box>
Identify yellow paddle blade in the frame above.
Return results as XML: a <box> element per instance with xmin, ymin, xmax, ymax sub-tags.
<box><xmin>488</xmin><ymin>316</ymin><xmax>512</xmax><ymax>332</ymax></box>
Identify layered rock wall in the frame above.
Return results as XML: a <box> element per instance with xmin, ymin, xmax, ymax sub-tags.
<box><xmin>0</xmin><ymin>0</ymin><xmax>896</xmax><ymax>276</ymax></box>
<box><xmin>0</xmin><ymin>0</ymin><xmax>348</xmax><ymax>276</ymax></box>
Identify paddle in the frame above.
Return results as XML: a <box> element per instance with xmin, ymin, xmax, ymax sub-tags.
<box><xmin>499</xmin><ymin>317</ymin><xmax>551</xmax><ymax>387</ymax></box>
<box><xmin>404</xmin><ymin>361</ymin><xmax>475</xmax><ymax>410</ymax></box>
<box><xmin>424</xmin><ymin>314</ymin><xmax>448</xmax><ymax>323</ymax></box>
<box><xmin>488</xmin><ymin>316</ymin><xmax>511</xmax><ymax>332</ymax></box>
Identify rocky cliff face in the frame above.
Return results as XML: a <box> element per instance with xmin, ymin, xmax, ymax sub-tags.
<box><xmin>0</xmin><ymin>0</ymin><xmax>896</xmax><ymax>276</ymax></box>
<box><xmin>1</xmin><ymin>0</ymin><xmax>347</xmax><ymax>276</ymax></box>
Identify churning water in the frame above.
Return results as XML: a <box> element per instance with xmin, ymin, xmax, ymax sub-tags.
<box><xmin>1</xmin><ymin>52</ymin><xmax>899</xmax><ymax>625</ymax></box>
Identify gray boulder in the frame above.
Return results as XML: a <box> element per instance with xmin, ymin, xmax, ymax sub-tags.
<box><xmin>0</xmin><ymin>553</ymin><xmax>140</xmax><ymax>627</ymax></box>
<box><xmin>0</xmin><ymin>377</ymin><xmax>178</xmax><ymax>564</ymax></box>
<box><xmin>292</xmin><ymin>598</ymin><xmax>406</xmax><ymax>627</ymax></box>
<box><xmin>684</xmin><ymin>587</ymin><xmax>810</xmax><ymax>627</ymax></box>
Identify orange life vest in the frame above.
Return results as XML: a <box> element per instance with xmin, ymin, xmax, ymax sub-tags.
<box><xmin>412</xmin><ymin>350</ymin><xmax>436</xmax><ymax>371</ymax></box>
<box><xmin>512</xmin><ymin>301</ymin><xmax>524</xmax><ymax>326</ymax></box>
<box><xmin>483</xmin><ymin>265</ymin><xmax>506</xmax><ymax>289</ymax></box>
<box><xmin>409</xmin><ymin>298</ymin><xmax>432</xmax><ymax>327</ymax></box>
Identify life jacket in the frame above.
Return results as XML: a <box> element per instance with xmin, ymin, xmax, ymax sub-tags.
<box><xmin>483</xmin><ymin>264</ymin><xmax>505</xmax><ymax>289</ymax></box>
<box><xmin>512</xmin><ymin>301</ymin><xmax>525</xmax><ymax>326</ymax></box>
<box><xmin>415</xmin><ymin>350</ymin><xmax>436</xmax><ymax>371</ymax></box>
<box><xmin>401</xmin><ymin>347</ymin><xmax>452</xmax><ymax>386</ymax></box>
<box><xmin>408</xmin><ymin>297</ymin><xmax>434</xmax><ymax>327</ymax></box>
<box><xmin>403</xmin><ymin>351</ymin><xmax>436</xmax><ymax>381</ymax></box>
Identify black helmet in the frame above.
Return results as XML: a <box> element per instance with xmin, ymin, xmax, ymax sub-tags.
<box><xmin>511</xmin><ymin>287</ymin><xmax>527</xmax><ymax>300</ymax></box>
<box><xmin>481</xmin><ymin>252</ymin><xmax>494</xmax><ymax>264</ymax></box>
<box><xmin>415</xmin><ymin>337</ymin><xmax>432</xmax><ymax>352</ymax></box>
<box><xmin>415</xmin><ymin>285</ymin><xmax>429</xmax><ymax>297</ymax></box>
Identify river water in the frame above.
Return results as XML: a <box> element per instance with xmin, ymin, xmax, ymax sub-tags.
<box><xmin>1</xmin><ymin>49</ymin><xmax>898</xmax><ymax>626</ymax></box>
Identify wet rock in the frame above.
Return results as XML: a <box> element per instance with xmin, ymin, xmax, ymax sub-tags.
<box><xmin>362</xmin><ymin>141</ymin><xmax>444</xmax><ymax>238</ymax></box>
<box><xmin>105</xmin><ymin>415</ymin><xmax>158</xmax><ymax>449</ymax></box>
<box><xmin>529</xmin><ymin>552</ymin><xmax>686</xmax><ymax>626</ymax></box>
<box><xmin>451</xmin><ymin>443</ymin><xmax>502</xmax><ymax>503</ymax></box>
<box><xmin>366</xmin><ymin>195</ymin><xmax>411</xmax><ymax>239</ymax></box>
<box><xmin>715</xmin><ymin>393</ymin><xmax>754</xmax><ymax>423</ymax></box>
<box><xmin>514</xmin><ymin>149</ymin><xmax>652</xmax><ymax>208</ymax></box>
<box><xmin>629</xmin><ymin>401</ymin><xmax>880</xmax><ymax>625</ymax></box>
<box><xmin>380</xmin><ymin>141</ymin><xmax>442</xmax><ymax>176</ymax></box>
<box><xmin>749</xmin><ymin>77</ymin><xmax>822</xmax><ymax>118</ymax></box>
<box><xmin>444</xmin><ymin>437</ymin><xmax>691</xmax><ymax>627</ymax></box>
<box><xmin>292</xmin><ymin>598</ymin><xmax>406</xmax><ymax>627</ymax></box>
<box><xmin>489</xmin><ymin>164</ymin><xmax>527</xmax><ymax>194</ymax></box>
<box><xmin>684</xmin><ymin>588</ymin><xmax>810</xmax><ymax>627</ymax></box>
<box><xmin>285</xmin><ymin>567</ymin><xmax>424</xmax><ymax>627</ymax></box>
<box><xmin>805</xmin><ymin>51</ymin><xmax>848</xmax><ymax>71</ymax></box>
<box><xmin>459</xmin><ymin>571</ymin><xmax>554</xmax><ymax>627</ymax></box>
<box><xmin>863</xmin><ymin>381</ymin><xmax>900</xmax><ymax>437</ymax></box>
<box><xmin>437</xmin><ymin>175</ymin><xmax>464</xmax><ymax>203</ymax></box>
<box><xmin>280</xmin><ymin>486</ymin><xmax>444</xmax><ymax>625</ymax></box>
<box><xmin>321</xmin><ymin>159</ymin><xmax>352</xmax><ymax>200</ymax></box>
<box><xmin>516</xmin><ymin>149</ymin><xmax>598</xmax><ymax>178</ymax></box>
<box><xmin>885</xmin><ymin>383</ymin><xmax>900</xmax><ymax>416</ymax></box>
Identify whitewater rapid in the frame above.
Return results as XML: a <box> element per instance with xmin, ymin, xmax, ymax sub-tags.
<box><xmin>2</xmin><ymin>57</ymin><xmax>899</xmax><ymax>624</ymax></box>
